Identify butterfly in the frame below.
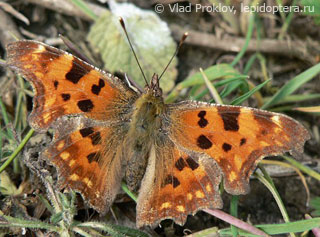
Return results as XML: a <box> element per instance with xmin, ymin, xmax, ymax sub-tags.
<box><xmin>6</xmin><ymin>39</ymin><xmax>309</xmax><ymax>228</ymax></box>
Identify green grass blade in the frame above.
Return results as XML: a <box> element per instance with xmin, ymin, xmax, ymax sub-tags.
<box><xmin>275</xmin><ymin>0</ymin><xmax>286</xmax><ymax>21</ymax></box>
<box><xmin>0</xmin><ymin>122</ymin><xmax>2</xmax><ymax>159</ymax></box>
<box><xmin>310</xmin><ymin>197</ymin><xmax>320</xmax><ymax>215</ymax></box>
<box><xmin>201</xmin><ymin>68</ymin><xmax>223</xmax><ymax>104</ymax></box>
<box><xmin>183</xmin><ymin>64</ymin><xmax>241</xmax><ymax>87</ymax></box>
<box><xmin>269</xmin><ymin>105</ymin><xmax>304</xmax><ymax>112</ymax></box>
<box><xmin>0</xmin><ymin>128</ymin><xmax>34</xmax><ymax>174</ymax></box>
<box><xmin>214</xmin><ymin>76</ymin><xmax>248</xmax><ymax>87</ymax></box>
<box><xmin>220</xmin><ymin>80</ymin><xmax>246</xmax><ymax>99</ymax></box>
<box><xmin>13</xmin><ymin>93</ymin><xmax>23</xmax><ymax>131</ymax></box>
<box><xmin>69</xmin><ymin>0</ymin><xmax>98</xmax><ymax>21</ymax></box>
<box><xmin>220</xmin><ymin>217</ymin><xmax>320</xmax><ymax>236</ymax></box>
<box><xmin>230</xmin><ymin>195</ymin><xmax>239</xmax><ymax>236</ymax></box>
<box><xmin>189</xmin><ymin>84</ymin><xmax>203</xmax><ymax>98</ymax></box>
<box><xmin>255</xmin><ymin>167</ymin><xmax>295</xmax><ymax>236</ymax></box>
<box><xmin>166</xmin><ymin>64</ymin><xmax>242</xmax><ymax>103</ymax></box>
<box><xmin>230</xmin><ymin>13</ymin><xmax>255</xmax><ymax>66</ymax></box>
<box><xmin>254</xmin><ymin>171</ymin><xmax>293</xmax><ymax>236</ymax></box>
<box><xmin>192</xmin><ymin>77</ymin><xmax>248</xmax><ymax>101</ymax></box>
<box><xmin>262</xmin><ymin>63</ymin><xmax>320</xmax><ymax>109</ymax></box>
<box><xmin>283</xmin><ymin>156</ymin><xmax>320</xmax><ymax>181</ymax></box>
<box><xmin>0</xmin><ymin>98</ymin><xmax>14</xmax><ymax>141</ymax></box>
<box><xmin>243</xmin><ymin>53</ymin><xmax>258</xmax><ymax>74</ymax></box>
<box><xmin>263</xmin><ymin>93</ymin><xmax>320</xmax><ymax>105</ymax></box>
<box><xmin>278</xmin><ymin>0</ymin><xmax>298</xmax><ymax>40</ymax></box>
<box><xmin>14</xmin><ymin>76</ymin><xmax>27</xmax><ymax>131</ymax></box>
<box><xmin>121</xmin><ymin>181</ymin><xmax>137</xmax><ymax>202</ymax></box>
<box><xmin>191</xmin><ymin>87</ymin><xmax>209</xmax><ymax>101</ymax></box>
<box><xmin>231</xmin><ymin>79</ymin><xmax>271</xmax><ymax>105</ymax></box>
<box><xmin>258</xmin><ymin>164</ymin><xmax>275</xmax><ymax>186</ymax></box>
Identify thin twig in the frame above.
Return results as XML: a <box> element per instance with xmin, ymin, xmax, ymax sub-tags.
<box><xmin>0</xmin><ymin>9</ymin><xmax>23</xmax><ymax>45</ymax></box>
<box><xmin>203</xmin><ymin>209</ymin><xmax>269</xmax><ymax>236</ymax></box>
<box><xmin>27</xmin><ymin>0</ymin><xmax>105</xmax><ymax>21</ymax></box>
<box><xmin>0</xmin><ymin>2</ymin><xmax>29</xmax><ymax>25</ymax></box>
<box><xmin>170</xmin><ymin>24</ymin><xmax>320</xmax><ymax>65</ymax></box>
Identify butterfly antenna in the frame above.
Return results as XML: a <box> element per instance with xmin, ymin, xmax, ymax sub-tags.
<box><xmin>119</xmin><ymin>17</ymin><xmax>149</xmax><ymax>86</ymax></box>
<box><xmin>158</xmin><ymin>32</ymin><xmax>188</xmax><ymax>80</ymax></box>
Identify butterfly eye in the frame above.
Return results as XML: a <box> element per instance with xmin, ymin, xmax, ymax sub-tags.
<box><xmin>152</xmin><ymin>87</ymin><xmax>162</xmax><ymax>98</ymax></box>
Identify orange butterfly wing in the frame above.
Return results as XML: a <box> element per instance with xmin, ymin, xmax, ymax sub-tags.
<box><xmin>6</xmin><ymin>40</ymin><xmax>137</xmax><ymax>130</ymax></box>
<box><xmin>6</xmin><ymin>40</ymin><xmax>138</xmax><ymax>212</ymax></box>
<box><xmin>137</xmin><ymin>139</ymin><xmax>222</xmax><ymax>227</ymax></box>
<box><xmin>168</xmin><ymin>102</ymin><xmax>309</xmax><ymax>194</ymax></box>
<box><xmin>136</xmin><ymin>101</ymin><xmax>309</xmax><ymax>227</ymax></box>
<box><xmin>44</xmin><ymin>116</ymin><xmax>128</xmax><ymax>212</ymax></box>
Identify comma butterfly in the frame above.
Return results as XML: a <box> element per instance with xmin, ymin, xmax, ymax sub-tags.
<box><xmin>6</xmin><ymin>36</ymin><xmax>309</xmax><ymax>227</ymax></box>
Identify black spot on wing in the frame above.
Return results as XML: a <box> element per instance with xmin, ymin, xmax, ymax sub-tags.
<box><xmin>77</xmin><ymin>99</ymin><xmax>94</xmax><ymax>112</ymax></box>
<box><xmin>222</xmin><ymin>143</ymin><xmax>232</xmax><ymax>152</ymax></box>
<box><xmin>80</xmin><ymin>127</ymin><xmax>94</xmax><ymax>137</ymax></box>
<box><xmin>175</xmin><ymin>157</ymin><xmax>186</xmax><ymax>171</ymax></box>
<box><xmin>197</xmin><ymin>110</ymin><xmax>208</xmax><ymax>128</ymax></box>
<box><xmin>99</xmin><ymin>78</ymin><xmax>105</xmax><ymax>87</ymax></box>
<box><xmin>186</xmin><ymin>157</ymin><xmax>199</xmax><ymax>170</ymax></box>
<box><xmin>54</xmin><ymin>80</ymin><xmax>59</xmax><ymax>89</ymax></box>
<box><xmin>164</xmin><ymin>175</ymin><xmax>180</xmax><ymax>188</ymax></box>
<box><xmin>65</xmin><ymin>59</ymin><xmax>90</xmax><ymax>84</ymax></box>
<box><xmin>87</xmin><ymin>152</ymin><xmax>100</xmax><ymax>163</ymax></box>
<box><xmin>61</xmin><ymin>93</ymin><xmax>70</xmax><ymax>101</ymax></box>
<box><xmin>240</xmin><ymin>138</ymin><xmax>246</xmax><ymax>146</ymax></box>
<box><xmin>91</xmin><ymin>85</ymin><xmax>100</xmax><ymax>95</ymax></box>
<box><xmin>197</xmin><ymin>135</ymin><xmax>213</xmax><ymax>149</ymax></box>
<box><xmin>218</xmin><ymin>107</ymin><xmax>240</xmax><ymax>131</ymax></box>
<box><xmin>172</xmin><ymin>176</ymin><xmax>180</xmax><ymax>188</ymax></box>
<box><xmin>91</xmin><ymin>78</ymin><xmax>105</xmax><ymax>95</ymax></box>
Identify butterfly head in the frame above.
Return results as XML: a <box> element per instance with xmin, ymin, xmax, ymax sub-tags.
<box><xmin>145</xmin><ymin>73</ymin><xmax>163</xmax><ymax>98</ymax></box>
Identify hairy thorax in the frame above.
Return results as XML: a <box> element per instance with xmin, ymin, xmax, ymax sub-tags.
<box><xmin>124</xmin><ymin>92</ymin><xmax>166</xmax><ymax>191</ymax></box>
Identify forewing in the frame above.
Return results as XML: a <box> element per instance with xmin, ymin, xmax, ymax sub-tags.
<box><xmin>6</xmin><ymin>40</ymin><xmax>137</xmax><ymax>130</ymax></box>
<box><xmin>167</xmin><ymin>101</ymin><xmax>310</xmax><ymax>194</ymax></box>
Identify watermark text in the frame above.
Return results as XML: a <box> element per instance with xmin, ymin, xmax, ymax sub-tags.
<box><xmin>154</xmin><ymin>3</ymin><xmax>314</xmax><ymax>15</ymax></box>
